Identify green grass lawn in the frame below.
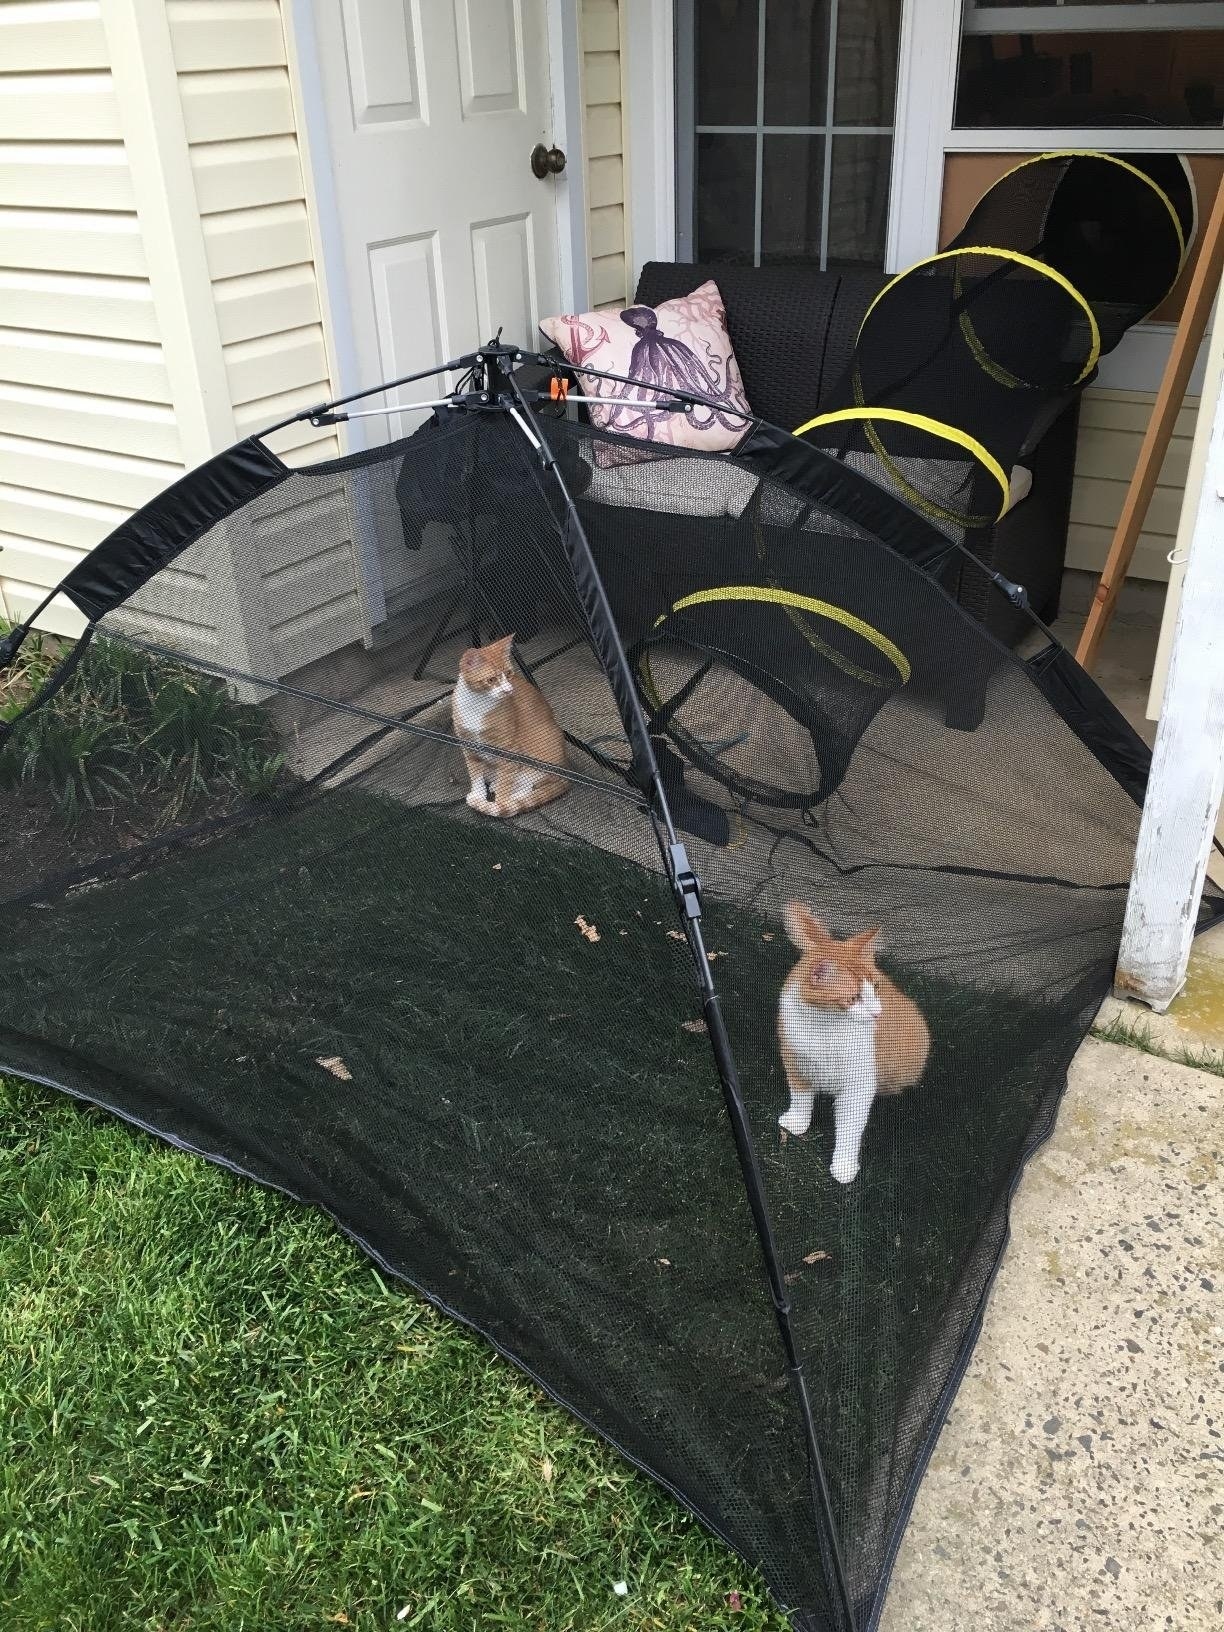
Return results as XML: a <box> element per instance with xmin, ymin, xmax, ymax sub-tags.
<box><xmin>0</xmin><ymin>782</ymin><xmax>1084</xmax><ymax>1630</ymax></box>
<box><xmin>0</xmin><ymin>1072</ymin><xmax>790</xmax><ymax>1632</ymax></box>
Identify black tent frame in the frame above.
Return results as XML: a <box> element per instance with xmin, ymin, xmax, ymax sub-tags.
<box><xmin>4</xmin><ymin>338</ymin><xmax>1220</xmax><ymax>1632</ymax></box>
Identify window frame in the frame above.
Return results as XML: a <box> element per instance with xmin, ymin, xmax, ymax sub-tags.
<box><xmin>673</xmin><ymin>0</ymin><xmax>899</xmax><ymax>270</ymax></box>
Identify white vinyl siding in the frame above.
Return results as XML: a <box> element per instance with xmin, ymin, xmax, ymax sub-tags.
<box><xmin>167</xmin><ymin>1</ymin><xmax>335</xmax><ymax>467</ymax></box>
<box><xmin>0</xmin><ymin>0</ymin><xmax>359</xmax><ymax>679</ymax></box>
<box><xmin>166</xmin><ymin>0</ymin><xmax>363</xmax><ymax>675</ymax></box>
<box><xmin>581</xmin><ymin>0</ymin><xmax>628</xmax><ymax>307</ymax></box>
<box><xmin>1066</xmin><ymin>388</ymin><xmax>1198</xmax><ymax>585</ymax></box>
<box><xmin>0</xmin><ymin>0</ymin><xmax>173</xmax><ymax>635</ymax></box>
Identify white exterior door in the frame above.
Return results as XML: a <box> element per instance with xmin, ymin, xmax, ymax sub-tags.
<box><xmin>312</xmin><ymin>0</ymin><xmax>563</xmax><ymax>443</ymax></box>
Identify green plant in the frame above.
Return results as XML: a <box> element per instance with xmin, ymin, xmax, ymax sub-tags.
<box><xmin>0</xmin><ymin>620</ymin><xmax>59</xmax><ymax>717</ymax></box>
<box><xmin>3</xmin><ymin>706</ymin><xmax>134</xmax><ymax>826</ymax></box>
<box><xmin>1</xmin><ymin>625</ymin><xmax>288</xmax><ymax>830</ymax></box>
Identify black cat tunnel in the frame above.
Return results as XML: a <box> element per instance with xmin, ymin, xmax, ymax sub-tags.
<box><xmin>798</xmin><ymin>150</ymin><xmax>1196</xmax><ymax>534</ymax></box>
<box><xmin>2</xmin><ymin>322</ymin><xmax>1221</xmax><ymax>1632</ymax></box>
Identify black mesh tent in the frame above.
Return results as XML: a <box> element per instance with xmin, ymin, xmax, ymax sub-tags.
<box><xmin>1</xmin><ymin>340</ymin><xmax>1219</xmax><ymax>1632</ymax></box>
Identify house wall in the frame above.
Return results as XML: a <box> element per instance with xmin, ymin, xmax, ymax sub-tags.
<box><xmin>0</xmin><ymin>0</ymin><xmax>175</xmax><ymax>635</ymax></box>
<box><xmin>0</xmin><ymin>0</ymin><xmax>342</xmax><ymax>660</ymax></box>
<box><xmin>581</xmin><ymin>0</ymin><xmax>628</xmax><ymax>307</ymax></box>
<box><xmin>1066</xmin><ymin>389</ymin><xmax>1197</xmax><ymax>587</ymax></box>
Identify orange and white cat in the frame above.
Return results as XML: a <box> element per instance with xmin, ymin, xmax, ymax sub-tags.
<box><xmin>452</xmin><ymin>634</ymin><xmax>569</xmax><ymax>819</ymax></box>
<box><xmin>777</xmin><ymin>902</ymin><xmax>930</xmax><ymax>1184</ymax></box>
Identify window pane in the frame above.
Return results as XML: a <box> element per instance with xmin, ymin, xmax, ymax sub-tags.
<box><xmin>760</xmin><ymin>134</ymin><xmax>825</xmax><ymax>264</ymax></box>
<box><xmin>827</xmin><ymin>134</ymin><xmax>893</xmax><ymax>267</ymax></box>
<box><xmin>695</xmin><ymin>133</ymin><xmax>757</xmax><ymax>262</ymax></box>
<box><xmin>833</xmin><ymin>0</ymin><xmax>902</xmax><ymax>125</ymax></box>
<box><xmin>695</xmin><ymin>0</ymin><xmax>759</xmax><ymax>126</ymax></box>
<box><xmin>955</xmin><ymin>27</ymin><xmax>1224</xmax><ymax>128</ymax></box>
<box><xmin>762</xmin><ymin>0</ymin><xmax>830</xmax><ymax>126</ymax></box>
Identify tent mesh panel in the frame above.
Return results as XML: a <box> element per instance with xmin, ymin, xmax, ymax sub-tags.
<box><xmin>0</xmin><ymin>408</ymin><xmax>1209</xmax><ymax>1631</ymax></box>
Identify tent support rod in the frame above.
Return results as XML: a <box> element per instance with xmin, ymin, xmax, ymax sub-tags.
<box><xmin>502</xmin><ymin>371</ymin><xmax>857</xmax><ymax>1632</ymax></box>
<box><xmin>253</xmin><ymin>342</ymin><xmax>761</xmax><ymax>440</ymax></box>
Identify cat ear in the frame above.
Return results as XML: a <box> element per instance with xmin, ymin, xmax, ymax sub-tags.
<box><xmin>492</xmin><ymin>632</ymin><xmax>515</xmax><ymax>657</ymax></box>
<box><xmin>783</xmin><ymin>901</ymin><xmax>826</xmax><ymax>949</ymax></box>
<box><xmin>848</xmin><ymin>927</ymin><xmax>882</xmax><ymax>958</ymax></box>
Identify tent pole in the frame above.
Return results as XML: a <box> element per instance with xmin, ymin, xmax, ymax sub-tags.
<box><xmin>502</xmin><ymin>369</ymin><xmax>857</xmax><ymax>1632</ymax></box>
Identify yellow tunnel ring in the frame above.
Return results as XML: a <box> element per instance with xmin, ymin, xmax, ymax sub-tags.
<box><xmin>792</xmin><ymin>405</ymin><xmax>1013</xmax><ymax>521</ymax></box>
<box><xmin>653</xmin><ymin>584</ymin><xmax>911</xmax><ymax>686</ymax></box>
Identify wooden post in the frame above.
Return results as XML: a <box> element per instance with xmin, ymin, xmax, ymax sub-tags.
<box><xmin>1077</xmin><ymin>176</ymin><xmax>1224</xmax><ymax>673</ymax></box>
<box><xmin>1116</xmin><ymin>329</ymin><xmax>1224</xmax><ymax>1010</ymax></box>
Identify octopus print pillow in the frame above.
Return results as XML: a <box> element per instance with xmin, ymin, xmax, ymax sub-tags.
<box><xmin>539</xmin><ymin>281</ymin><xmax>753</xmax><ymax>457</ymax></box>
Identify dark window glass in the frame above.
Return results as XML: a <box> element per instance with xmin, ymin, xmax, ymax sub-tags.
<box><xmin>683</xmin><ymin>0</ymin><xmax>902</xmax><ymax>268</ymax></box>
<box><xmin>696</xmin><ymin>133</ymin><xmax>758</xmax><ymax>262</ymax></box>
<box><xmin>834</xmin><ymin>0</ymin><xmax>902</xmax><ymax>125</ymax></box>
<box><xmin>760</xmin><ymin>135</ymin><xmax>826</xmax><ymax>263</ymax></box>
<box><xmin>826</xmin><ymin>134</ymin><xmax>893</xmax><ymax>268</ymax></box>
<box><xmin>762</xmin><ymin>0</ymin><xmax>830</xmax><ymax>126</ymax></box>
<box><xmin>695</xmin><ymin>0</ymin><xmax>759</xmax><ymax>126</ymax></box>
<box><xmin>956</xmin><ymin>18</ymin><xmax>1224</xmax><ymax>128</ymax></box>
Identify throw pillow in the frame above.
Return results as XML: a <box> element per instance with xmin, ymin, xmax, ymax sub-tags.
<box><xmin>539</xmin><ymin>280</ymin><xmax>753</xmax><ymax>456</ymax></box>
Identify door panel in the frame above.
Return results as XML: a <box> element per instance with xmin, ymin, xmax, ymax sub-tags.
<box><xmin>368</xmin><ymin>233</ymin><xmax>447</xmax><ymax>442</ymax></box>
<box><xmin>312</xmin><ymin>0</ymin><xmax>562</xmax><ymax>623</ymax></box>
<box><xmin>454</xmin><ymin>0</ymin><xmax>524</xmax><ymax>117</ymax></box>
<box><xmin>340</xmin><ymin>0</ymin><xmax>424</xmax><ymax>127</ymax></box>
<box><xmin>471</xmin><ymin>214</ymin><xmax>535</xmax><ymax>346</ymax></box>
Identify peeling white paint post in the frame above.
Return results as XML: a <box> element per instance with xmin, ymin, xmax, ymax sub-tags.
<box><xmin>1116</xmin><ymin>323</ymin><xmax>1224</xmax><ymax>1010</ymax></box>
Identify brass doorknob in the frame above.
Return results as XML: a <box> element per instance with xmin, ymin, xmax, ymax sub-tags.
<box><xmin>530</xmin><ymin>143</ymin><xmax>567</xmax><ymax>179</ymax></box>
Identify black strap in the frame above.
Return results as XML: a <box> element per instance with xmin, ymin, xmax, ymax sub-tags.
<box><xmin>0</xmin><ymin>624</ymin><xmax>95</xmax><ymax>748</ymax></box>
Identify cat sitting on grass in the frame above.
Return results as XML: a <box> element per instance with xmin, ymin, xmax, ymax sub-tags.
<box><xmin>452</xmin><ymin>634</ymin><xmax>569</xmax><ymax>819</ymax></box>
<box><xmin>777</xmin><ymin>902</ymin><xmax>930</xmax><ymax>1184</ymax></box>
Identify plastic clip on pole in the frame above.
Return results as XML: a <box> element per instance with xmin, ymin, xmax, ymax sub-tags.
<box><xmin>992</xmin><ymin>573</ymin><xmax>1030</xmax><ymax>609</ymax></box>
<box><xmin>668</xmin><ymin>842</ymin><xmax>703</xmax><ymax>921</ymax></box>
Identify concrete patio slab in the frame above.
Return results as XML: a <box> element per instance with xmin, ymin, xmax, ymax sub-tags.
<box><xmin>880</xmin><ymin>1036</ymin><xmax>1223</xmax><ymax>1632</ymax></box>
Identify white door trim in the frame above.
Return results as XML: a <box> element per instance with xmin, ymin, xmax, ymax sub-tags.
<box><xmin>886</xmin><ymin>0</ymin><xmax>961</xmax><ymax>274</ymax></box>
<box><xmin>546</xmin><ymin>0</ymin><xmax>590</xmax><ymax>312</ymax></box>
<box><xmin>622</xmin><ymin>0</ymin><xmax>676</xmax><ymax>283</ymax></box>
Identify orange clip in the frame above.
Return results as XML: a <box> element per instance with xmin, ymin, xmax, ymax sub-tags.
<box><xmin>549</xmin><ymin>376</ymin><xmax>570</xmax><ymax>403</ymax></box>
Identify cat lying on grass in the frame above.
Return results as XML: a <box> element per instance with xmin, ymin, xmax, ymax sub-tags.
<box><xmin>452</xmin><ymin>635</ymin><xmax>569</xmax><ymax>819</ymax></box>
<box><xmin>777</xmin><ymin>902</ymin><xmax>930</xmax><ymax>1184</ymax></box>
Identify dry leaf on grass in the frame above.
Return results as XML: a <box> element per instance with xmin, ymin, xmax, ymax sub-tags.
<box><xmin>788</xmin><ymin>1249</ymin><xmax>833</xmax><ymax>1281</ymax></box>
<box><xmin>681</xmin><ymin>1019</ymin><xmax>707</xmax><ymax>1034</ymax></box>
<box><xmin>666</xmin><ymin>929</ymin><xmax>685</xmax><ymax>941</ymax></box>
<box><xmin>575</xmin><ymin>915</ymin><xmax>601</xmax><ymax>943</ymax></box>
<box><xmin>492</xmin><ymin>863</ymin><xmax>502</xmax><ymax>871</ymax></box>
<box><xmin>316</xmin><ymin>1056</ymin><xmax>352</xmax><ymax>1081</ymax></box>
<box><xmin>541</xmin><ymin>1456</ymin><xmax>554</xmax><ymax>1484</ymax></box>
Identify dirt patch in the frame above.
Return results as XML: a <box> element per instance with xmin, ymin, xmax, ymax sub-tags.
<box><xmin>0</xmin><ymin>785</ymin><xmax>256</xmax><ymax>903</ymax></box>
